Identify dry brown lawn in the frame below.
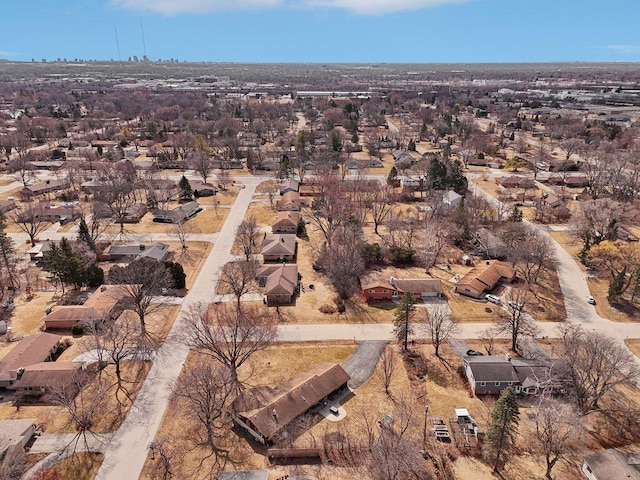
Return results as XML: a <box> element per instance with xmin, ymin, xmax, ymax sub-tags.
<box><xmin>0</xmin><ymin>360</ymin><xmax>151</xmax><ymax>434</ymax></box>
<box><xmin>35</xmin><ymin>452</ymin><xmax>104</xmax><ymax>480</ymax></box>
<box><xmin>195</xmin><ymin>188</ymin><xmax>238</xmax><ymax>206</ymax></box>
<box><xmin>164</xmin><ymin>241</ymin><xmax>212</xmax><ymax>290</ymax></box>
<box><xmin>548</xmin><ymin>230</ymin><xmax>585</xmax><ymax>260</ymax></box>
<box><xmin>245</xmin><ymin>201</ymin><xmax>277</xmax><ymax>225</ymax></box>
<box><xmin>0</xmin><ymin>186</ymin><xmax>22</xmax><ymax>200</ymax></box>
<box><xmin>0</xmin><ymin>177</ymin><xmax>16</xmax><ymax>186</ymax></box>
<box><xmin>626</xmin><ymin>339</ymin><xmax>640</xmax><ymax>359</ymax></box>
<box><xmin>104</xmin><ymin>208</ymin><xmax>228</xmax><ymax>235</ymax></box>
<box><xmin>3</xmin><ymin>221</ymin><xmax>53</xmax><ymax>234</ymax></box>
<box><xmin>587</xmin><ymin>277</ymin><xmax>637</xmax><ymax>322</ymax></box>
<box><xmin>255</xmin><ymin>179</ymin><xmax>279</xmax><ymax>194</ymax></box>
<box><xmin>140</xmin><ymin>343</ymin><xmax>358</xmax><ymax>480</ymax></box>
<box><xmin>4</xmin><ymin>290</ymin><xmax>57</xmax><ymax>336</ymax></box>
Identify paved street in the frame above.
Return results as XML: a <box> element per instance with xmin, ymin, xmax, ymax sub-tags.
<box><xmin>94</xmin><ymin>179</ymin><xmax>259</xmax><ymax>480</ymax></box>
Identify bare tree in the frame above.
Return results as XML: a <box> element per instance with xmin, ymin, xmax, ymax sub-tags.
<box><xmin>422</xmin><ymin>218</ymin><xmax>448</xmax><ymax>273</ymax></box>
<box><xmin>95</xmin><ymin>169</ymin><xmax>138</xmax><ymax>235</ymax></box>
<box><xmin>46</xmin><ymin>372</ymin><xmax>107</xmax><ymax>458</ymax></box>
<box><xmin>83</xmin><ymin>314</ymin><xmax>140</xmax><ymax>416</ymax></box>
<box><xmin>107</xmin><ymin>258</ymin><xmax>173</xmax><ymax>340</ymax></box>
<box><xmin>173</xmin><ymin>218</ymin><xmax>196</xmax><ymax>253</ymax></box>
<box><xmin>533</xmin><ymin>398</ymin><xmax>583</xmax><ymax>480</ymax></box>
<box><xmin>173</xmin><ymin>362</ymin><xmax>235</xmax><ymax>455</ymax></box>
<box><xmin>13</xmin><ymin>203</ymin><xmax>48</xmax><ymax>247</ymax></box>
<box><xmin>377</xmin><ymin>347</ymin><xmax>397</xmax><ymax>396</ymax></box>
<box><xmin>148</xmin><ymin>436</ymin><xmax>178</xmax><ymax>480</ymax></box>
<box><xmin>0</xmin><ymin>440</ymin><xmax>29</xmax><ymax>480</ymax></box>
<box><xmin>493</xmin><ymin>288</ymin><xmax>538</xmax><ymax>353</ymax></box>
<box><xmin>7</xmin><ymin>156</ymin><xmax>35</xmax><ymax>187</ymax></box>
<box><xmin>216</xmin><ymin>169</ymin><xmax>231</xmax><ymax>191</ymax></box>
<box><xmin>321</xmin><ymin>224</ymin><xmax>365</xmax><ymax>299</ymax></box>
<box><xmin>236</xmin><ymin>217</ymin><xmax>259</xmax><ymax>260</ymax></box>
<box><xmin>424</xmin><ymin>304</ymin><xmax>459</xmax><ymax>358</ymax></box>
<box><xmin>557</xmin><ymin>324</ymin><xmax>640</xmax><ymax>413</ymax></box>
<box><xmin>369</xmin><ymin>184</ymin><xmax>395</xmax><ymax>236</ymax></box>
<box><xmin>184</xmin><ymin>302</ymin><xmax>277</xmax><ymax>386</ymax></box>
<box><xmin>217</xmin><ymin>260</ymin><xmax>259</xmax><ymax>307</ymax></box>
<box><xmin>190</xmin><ymin>150</ymin><xmax>215</xmax><ymax>184</ymax></box>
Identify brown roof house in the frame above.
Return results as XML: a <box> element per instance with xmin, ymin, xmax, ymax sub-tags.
<box><xmin>42</xmin><ymin>285</ymin><xmax>129</xmax><ymax>330</ymax></box>
<box><xmin>257</xmin><ymin>264</ymin><xmax>299</xmax><ymax>304</ymax></box>
<box><xmin>0</xmin><ymin>332</ymin><xmax>61</xmax><ymax>388</ymax></box>
<box><xmin>121</xmin><ymin>203</ymin><xmax>148</xmax><ymax>223</ymax></box>
<box><xmin>261</xmin><ymin>234</ymin><xmax>297</xmax><ymax>262</ymax></box>
<box><xmin>361</xmin><ymin>275</ymin><xmax>443</xmax><ymax>302</ymax></box>
<box><xmin>20</xmin><ymin>179</ymin><xmax>70</xmax><ymax>199</ymax></box>
<box><xmin>12</xmin><ymin>361</ymin><xmax>84</xmax><ymax>396</ymax></box>
<box><xmin>232</xmin><ymin>363</ymin><xmax>350</xmax><ymax>444</ymax></box>
<box><xmin>276</xmin><ymin>191</ymin><xmax>303</xmax><ymax>212</ymax></box>
<box><xmin>582</xmin><ymin>449</ymin><xmax>640</xmax><ymax>480</ymax></box>
<box><xmin>271</xmin><ymin>211</ymin><xmax>300</xmax><ymax>234</ymax></box>
<box><xmin>0</xmin><ymin>199</ymin><xmax>17</xmax><ymax>214</ymax></box>
<box><xmin>454</xmin><ymin>260</ymin><xmax>516</xmax><ymax>299</ymax></box>
<box><xmin>279</xmin><ymin>178</ymin><xmax>300</xmax><ymax>195</ymax></box>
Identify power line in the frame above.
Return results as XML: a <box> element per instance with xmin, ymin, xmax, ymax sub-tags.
<box><xmin>114</xmin><ymin>22</ymin><xmax>121</xmax><ymax>62</ymax></box>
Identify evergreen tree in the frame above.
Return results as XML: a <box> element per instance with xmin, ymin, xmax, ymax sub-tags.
<box><xmin>407</xmin><ymin>139</ymin><xmax>416</xmax><ymax>151</ymax></box>
<box><xmin>607</xmin><ymin>267</ymin><xmax>626</xmax><ymax>303</ymax></box>
<box><xmin>165</xmin><ymin>261</ymin><xmax>186</xmax><ymax>289</ymax></box>
<box><xmin>394</xmin><ymin>292</ymin><xmax>416</xmax><ymax>351</ymax></box>
<box><xmin>77</xmin><ymin>216</ymin><xmax>95</xmax><ymax>251</ymax></box>
<box><xmin>0</xmin><ymin>232</ymin><xmax>19</xmax><ymax>291</ymax></box>
<box><xmin>43</xmin><ymin>237</ymin><xmax>87</xmax><ymax>292</ymax></box>
<box><xmin>485</xmin><ymin>387</ymin><xmax>520</xmax><ymax>472</ymax></box>
<box><xmin>86</xmin><ymin>264</ymin><xmax>105</xmax><ymax>288</ymax></box>
<box><xmin>428</xmin><ymin>156</ymin><xmax>447</xmax><ymax>190</ymax></box>
<box><xmin>508</xmin><ymin>205</ymin><xmax>523</xmax><ymax>222</ymax></box>
<box><xmin>178</xmin><ymin>175</ymin><xmax>193</xmax><ymax>202</ymax></box>
<box><xmin>387</xmin><ymin>166</ymin><xmax>398</xmax><ymax>185</ymax></box>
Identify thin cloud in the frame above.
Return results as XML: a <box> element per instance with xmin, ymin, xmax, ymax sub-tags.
<box><xmin>305</xmin><ymin>0</ymin><xmax>469</xmax><ymax>14</ymax></box>
<box><xmin>110</xmin><ymin>0</ymin><xmax>469</xmax><ymax>15</ymax></box>
<box><xmin>110</xmin><ymin>0</ymin><xmax>284</xmax><ymax>15</ymax></box>
<box><xmin>0</xmin><ymin>50</ymin><xmax>18</xmax><ymax>58</ymax></box>
<box><xmin>606</xmin><ymin>45</ymin><xmax>640</xmax><ymax>55</ymax></box>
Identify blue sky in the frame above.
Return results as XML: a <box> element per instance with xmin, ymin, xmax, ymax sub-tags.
<box><xmin>1</xmin><ymin>0</ymin><xmax>639</xmax><ymax>63</ymax></box>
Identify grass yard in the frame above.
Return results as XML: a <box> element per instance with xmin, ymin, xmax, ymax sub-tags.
<box><xmin>164</xmin><ymin>240</ymin><xmax>212</xmax><ymax>290</ymax></box>
<box><xmin>244</xmin><ymin>201</ymin><xmax>277</xmax><ymax>225</ymax></box>
<box><xmin>3</xmin><ymin>290</ymin><xmax>57</xmax><ymax>336</ymax></box>
<box><xmin>626</xmin><ymin>339</ymin><xmax>640</xmax><ymax>359</ymax></box>
<box><xmin>587</xmin><ymin>276</ymin><xmax>637</xmax><ymax>322</ymax></box>
<box><xmin>0</xmin><ymin>360</ymin><xmax>151</xmax><ymax>433</ymax></box>
<box><xmin>548</xmin><ymin>229</ymin><xmax>585</xmax><ymax>260</ymax></box>
<box><xmin>103</xmin><ymin>208</ymin><xmax>228</xmax><ymax>235</ymax></box>
<box><xmin>33</xmin><ymin>452</ymin><xmax>104</xmax><ymax>480</ymax></box>
<box><xmin>139</xmin><ymin>343</ymin><xmax>358</xmax><ymax>480</ymax></box>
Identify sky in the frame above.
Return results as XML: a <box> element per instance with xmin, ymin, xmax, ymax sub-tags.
<box><xmin>1</xmin><ymin>0</ymin><xmax>639</xmax><ymax>63</ymax></box>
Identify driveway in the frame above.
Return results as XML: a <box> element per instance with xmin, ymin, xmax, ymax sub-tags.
<box><xmin>342</xmin><ymin>340</ymin><xmax>388</xmax><ymax>389</ymax></box>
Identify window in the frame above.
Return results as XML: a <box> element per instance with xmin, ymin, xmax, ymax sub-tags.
<box><xmin>508</xmin><ymin>382</ymin><xmax>513</xmax><ymax>386</ymax></box>
<box><xmin>480</xmin><ymin>382</ymin><xmax>486</xmax><ymax>386</ymax></box>
<box><xmin>495</xmin><ymin>382</ymin><xmax>500</xmax><ymax>386</ymax></box>
<box><xmin>369</xmin><ymin>290</ymin><xmax>376</xmax><ymax>294</ymax></box>
<box><xmin>383</xmin><ymin>290</ymin><xmax>389</xmax><ymax>293</ymax></box>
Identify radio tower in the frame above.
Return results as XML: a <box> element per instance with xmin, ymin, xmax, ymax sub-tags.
<box><xmin>140</xmin><ymin>19</ymin><xmax>148</xmax><ymax>61</ymax></box>
<box><xmin>114</xmin><ymin>22</ymin><xmax>122</xmax><ymax>61</ymax></box>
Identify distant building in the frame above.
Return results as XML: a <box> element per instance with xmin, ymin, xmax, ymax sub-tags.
<box><xmin>261</xmin><ymin>234</ymin><xmax>297</xmax><ymax>262</ymax></box>
<box><xmin>454</xmin><ymin>260</ymin><xmax>516</xmax><ymax>299</ymax></box>
<box><xmin>153</xmin><ymin>201</ymin><xmax>202</xmax><ymax>223</ymax></box>
<box><xmin>106</xmin><ymin>242</ymin><xmax>169</xmax><ymax>262</ymax></box>
<box><xmin>0</xmin><ymin>332</ymin><xmax>61</xmax><ymax>388</ymax></box>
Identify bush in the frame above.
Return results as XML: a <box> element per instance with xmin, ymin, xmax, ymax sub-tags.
<box><xmin>335</xmin><ymin>297</ymin><xmax>346</xmax><ymax>314</ymax></box>
<box><xmin>86</xmin><ymin>264</ymin><xmax>105</xmax><ymax>288</ymax></box>
<box><xmin>71</xmin><ymin>323</ymin><xmax>84</xmax><ymax>336</ymax></box>
<box><xmin>164</xmin><ymin>261</ymin><xmax>186</xmax><ymax>289</ymax></box>
<box><xmin>319</xmin><ymin>304</ymin><xmax>337</xmax><ymax>315</ymax></box>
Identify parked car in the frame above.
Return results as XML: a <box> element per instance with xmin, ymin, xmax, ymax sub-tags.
<box><xmin>466</xmin><ymin>349</ymin><xmax>484</xmax><ymax>356</ymax></box>
<box><xmin>587</xmin><ymin>295</ymin><xmax>596</xmax><ymax>305</ymax></box>
<box><xmin>484</xmin><ymin>294</ymin><xmax>501</xmax><ymax>304</ymax></box>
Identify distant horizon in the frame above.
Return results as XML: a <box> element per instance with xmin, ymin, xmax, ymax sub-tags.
<box><xmin>2</xmin><ymin>1</ymin><xmax>640</xmax><ymax>64</ymax></box>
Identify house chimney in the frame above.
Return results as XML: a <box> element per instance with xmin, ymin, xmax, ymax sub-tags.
<box><xmin>272</xmin><ymin>409</ymin><xmax>278</xmax><ymax>421</ymax></box>
<box><xmin>506</xmin><ymin>353</ymin><xmax>511</xmax><ymax>362</ymax></box>
<box><xmin>139</xmin><ymin>244</ymin><xmax>146</xmax><ymax>251</ymax></box>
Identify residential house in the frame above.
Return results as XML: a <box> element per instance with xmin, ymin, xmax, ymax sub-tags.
<box><xmin>261</xmin><ymin>234</ymin><xmax>297</xmax><ymax>262</ymax></box>
<box><xmin>29</xmin><ymin>160</ymin><xmax>65</xmax><ymax>171</ymax></box>
<box><xmin>190</xmin><ymin>180</ymin><xmax>218</xmax><ymax>197</ymax></box>
<box><xmin>361</xmin><ymin>276</ymin><xmax>443</xmax><ymax>302</ymax></box>
<box><xmin>153</xmin><ymin>201</ymin><xmax>202</xmax><ymax>223</ymax></box>
<box><xmin>27</xmin><ymin>240</ymin><xmax>59</xmax><ymax>262</ymax></box>
<box><xmin>564</xmin><ymin>175</ymin><xmax>589</xmax><ymax>188</ymax></box>
<box><xmin>0</xmin><ymin>332</ymin><xmax>61</xmax><ymax>388</ymax></box>
<box><xmin>106</xmin><ymin>242</ymin><xmax>169</xmax><ymax>262</ymax></box>
<box><xmin>389</xmin><ymin>277</ymin><xmax>444</xmax><ymax>300</ymax></box>
<box><xmin>232</xmin><ymin>363</ymin><xmax>350</xmax><ymax>444</ymax></box>
<box><xmin>271</xmin><ymin>211</ymin><xmax>300</xmax><ymax>234</ymax></box>
<box><xmin>276</xmin><ymin>191</ymin><xmax>303</xmax><ymax>212</ymax></box>
<box><xmin>257</xmin><ymin>264</ymin><xmax>299</xmax><ymax>304</ymax></box>
<box><xmin>34</xmin><ymin>204</ymin><xmax>80</xmax><ymax>225</ymax></box>
<box><xmin>0</xmin><ymin>199</ymin><xmax>17</xmax><ymax>214</ymax></box>
<box><xmin>42</xmin><ymin>285</ymin><xmax>129</xmax><ymax>330</ymax></box>
<box><xmin>12</xmin><ymin>361</ymin><xmax>84</xmax><ymax>396</ymax></box>
<box><xmin>0</xmin><ymin>419</ymin><xmax>37</xmax><ymax>459</ymax></box>
<box><xmin>347</xmin><ymin>158</ymin><xmax>383</xmax><ymax>170</ymax></box>
<box><xmin>582</xmin><ymin>449</ymin><xmax>640</xmax><ymax>480</ymax></box>
<box><xmin>392</xmin><ymin>150</ymin><xmax>415</xmax><ymax>164</ymax></box>
<box><xmin>463</xmin><ymin>356</ymin><xmax>520</xmax><ymax>395</ymax></box>
<box><xmin>400</xmin><ymin>176</ymin><xmax>425</xmax><ymax>190</ymax></box>
<box><xmin>463</xmin><ymin>355</ymin><xmax>556</xmax><ymax>396</ymax></box>
<box><xmin>454</xmin><ymin>260</ymin><xmax>516</xmax><ymax>299</ymax></box>
<box><xmin>279</xmin><ymin>178</ymin><xmax>300</xmax><ymax>195</ymax></box>
<box><xmin>497</xmin><ymin>175</ymin><xmax>532</xmax><ymax>190</ymax></box>
<box><xmin>534</xmin><ymin>192</ymin><xmax>562</xmax><ymax>209</ymax></box>
<box><xmin>443</xmin><ymin>190</ymin><xmax>463</xmax><ymax>209</ymax></box>
<box><xmin>20</xmin><ymin>179</ymin><xmax>70</xmax><ymax>199</ymax></box>
<box><xmin>474</xmin><ymin>228</ymin><xmax>508</xmax><ymax>259</ymax></box>
<box><xmin>122</xmin><ymin>203</ymin><xmax>148</xmax><ymax>223</ymax></box>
